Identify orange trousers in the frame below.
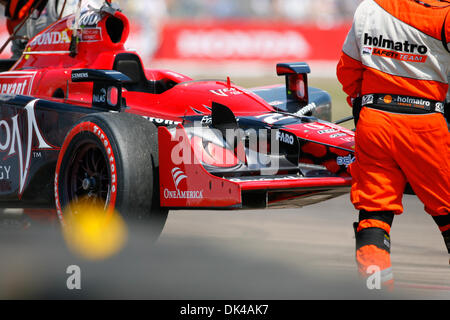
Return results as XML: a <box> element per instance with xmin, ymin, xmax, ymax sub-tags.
<box><xmin>350</xmin><ymin>107</ymin><xmax>450</xmax><ymax>287</ymax></box>
<box><xmin>350</xmin><ymin>107</ymin><xmax>450</xmax><ymax>216</ymax></box>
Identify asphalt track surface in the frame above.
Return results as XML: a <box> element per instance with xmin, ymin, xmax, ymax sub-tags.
<box><xmin>0</xmin><ymin>194</ymin><xmax>449</xmax><ymax>299</ymax></box>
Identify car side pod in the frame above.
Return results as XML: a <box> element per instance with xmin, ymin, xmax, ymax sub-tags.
<box><xmin>71</xmin><ymin>69</ymin><xmax>131</xmax><ymax>111</ymax></box>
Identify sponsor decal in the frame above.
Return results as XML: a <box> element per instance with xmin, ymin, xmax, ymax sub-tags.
<box><xmin>29</xmin><ymin>29</ymin><xmax>71</xmax><ymax>47</ymax></box>
<box><xmin>380</xmin><ymin>95</ymin><xmax>432</xmax><ymax>109</ymax></box>
<box><xmin>294</xmin><ymin>102</ymin><xmax>316</xmax><ymax>116</ymax></box>
<box><xmin>93</xmin><ymin>88</ymin><xmax>107</xmax><ymax>104</ymax></box>
<box><xmin>276</xmin><ymin>131</ymin><xmax>295</xmax><ymax>145</ymax></box>
<box><xmin>0</xmin><ymin>80</ymin><xmax>28</xmax><ymax>95</ymax></box>
<box><xmin>171</xmin><ymin>167</ymin><xmax>187</xmax><ymax>188</ymax></box>
<box><xmin>92</xmin><ymin>125</ymin><xmax>117</xmax><ymax>196</ymax></box>
<box><xmin>163</xmin><ymin>167</ymin><xmax>203</xmax><ymax>200</ymax></box>
<box><xmin>254</xmin><ymin>113</ymin><xmax>294</xmax><ymax>125</ymax></box>
<box><xmin>303</xmin><ymin>123</ymin><xmax>352</xmax><ymax>138</ymax></box>
<box><xmin>80</xmin><ymin>28</ymin><xmax>102</xmax><ymax>42</ymax></box>
<box><xmin>210</xmin><ymin>87</ymin><xmax>242</xmax><ymax>97</ymax></box>
<box><xmin>71</xmin><ymin>72</ymin><xmax>89</xmax><ymax>81</ymax></box>
<box><xmin>435</xmin><ymin>102</ymin><xmax>444</xmax><ymax>113</ymax></box>
<box><xmin>0</xmin><ymin>165</ymin><xmax>11</xmax><ymax>180</ymax></box>
<box><xmin>383</xmin><ymin>95</ymin><xmax>392</xmax><ymax>104</ymax></box>
<box><xmin>142</xmin><ymin>116</ymin><xmax>181</xmax><ymax>126</ymax></box>
<box><xmin>0</xmin><ymin>100</ymin><xmax>53</xmax><ymax>195</ymax></box>
<box><xmin>330</xmin><ymin>133</ymin><xmax>346</xmax><ymax>138</ymax></box>
<box><xmin>362</xmin><ymin>94</ymin><xmax>374</xmax><ymax>105</ymax></box>
<box><xmin>0</xmin><ymin>72</ymin><xmax>36</xmax><ymax>96</ymax></box>
<box><xmin>363</xmin><ymin>33</ymin><xmax>428</xmax><ymax>63</ymax></box>
<box><xmin>362</xmin><ymin>46</ymin><xmax>373</xmax><ymax>55</ymax></box>
<box><xmin>320</xmin><ymin>122</ymin><xmax>355</xmax><ymax>136</ymax></box>
<box><xmin>79</xmin><ymin>11</ymin><xmax>102</xmax><ymax>27</ymax></box>
<box><xmin>201</xmin><ymin>116</ymin><xmax>212</xmax><ymax>125</ymax></box>
<box><xmin>163</xmin><ymin>189</ymin><xmax>204</xmax><ymax>199</ymax></box>
<box><xmin>363</xmin><ymin>33</ymin><xmax>428</xmax><ymax>54</ymax></box>
<box><xmin>336</xmin><ymin>154</ymin><xmax>355</xmax><ymax>167</ymax></box>
<box><xmin>396</xmin><ymin>96</ymin><xmax>429</xmax><ymax>108</ymax></box>
<box><xmin>318</xmin><ymin>129</ymin><xmax>338</xmax><ymax>134</ymax></box>
<box><xmin>372</xmin><ymin>48</ymin><xmax>427</xmax><ymax>63</ymax></box>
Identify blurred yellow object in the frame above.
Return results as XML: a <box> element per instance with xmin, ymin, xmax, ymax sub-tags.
<box><xmin>62</xmin><ymin>201</ymin><xmax>127</xmax><ymax>260</ymax></box>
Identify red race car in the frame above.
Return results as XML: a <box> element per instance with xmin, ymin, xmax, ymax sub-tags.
<box><xmin>0</xmin><ymin>2</ymin><xmax>354</xmax><ymax>238</ymax></box>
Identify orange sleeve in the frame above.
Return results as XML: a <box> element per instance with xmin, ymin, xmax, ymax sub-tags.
<box><xmin>336</xmin><ymin>52</ymin><xmax>365</xmax><ymax>107</ymax></box>
<box><xmin>444</xmin><ymin>10</ymin><xmax>450</xmax><ymax>53</ymax></box>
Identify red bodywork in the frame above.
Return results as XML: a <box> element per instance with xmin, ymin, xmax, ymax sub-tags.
<box><xmin>0</xmin><ymin>7</ymin><xmax>354</xmax><ymax>210</ymax></box>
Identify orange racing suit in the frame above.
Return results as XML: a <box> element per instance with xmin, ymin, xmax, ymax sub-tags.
<box><xmin>336</xmin><ymin>0</ymin><xmax>450</xmax><ymax>287</ymax></box>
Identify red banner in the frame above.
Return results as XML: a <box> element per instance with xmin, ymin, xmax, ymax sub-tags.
<box><xmin>153</xmin><ymin>20</ymin><xmax>351</xmax><ymax>62</ymax></box>
<box><xmin>0</xmin><ymin>18</ymin><xmax>351</xmax><ymax>76</ymax></box>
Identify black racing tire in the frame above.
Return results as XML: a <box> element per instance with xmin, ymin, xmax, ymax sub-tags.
<box><xmin>54</xmin><ymin>112</ymin><xmax>168</xmax><ymax>241</ymax></box>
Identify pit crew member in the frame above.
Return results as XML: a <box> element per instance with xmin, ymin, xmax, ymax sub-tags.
<box><xmin>336</xmin><ymin>0</ymin><xmax>450</xmax><ymax>288</ymax></box>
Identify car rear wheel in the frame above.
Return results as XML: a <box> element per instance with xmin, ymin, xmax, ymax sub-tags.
<box><xmin>55</xmin><ymin>112</ymin><xmax>167</xmax><ymax>241</ymax></box>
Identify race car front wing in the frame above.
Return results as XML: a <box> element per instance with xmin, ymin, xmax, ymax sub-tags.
<box><xmin>158</xmin><ymin>125</ymin><xmax>351</xmax><ymax>210</ymax></box>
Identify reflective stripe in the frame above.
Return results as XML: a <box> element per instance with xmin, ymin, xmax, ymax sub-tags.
<box><xmin>380</xmin><ymin>267</ymin><xmax>394</xmax><ymax>283</ymax></box>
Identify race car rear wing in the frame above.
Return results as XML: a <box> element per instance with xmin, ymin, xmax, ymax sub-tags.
<box><xmin>276</xmin><ymin>62</ymin><xmax>310</xmax><ymax>107</ymax></box>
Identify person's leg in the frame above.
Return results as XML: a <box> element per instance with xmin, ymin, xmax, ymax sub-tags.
<box><xmin>431</xmin><ymin>215</ymin><xmax>450</xmax><ymax>264</ymax></box>
<box><xmin>350</xmin><ymin>108</ymin><xmax>407</xmax><ymax>288</ymax></box>
<box><xmin>354</xmin><ymin>210</ymin><xmax>394</xmax><ymax>289</ymax></box>
<box><xmin>393</xmin><ymin>112</ymin><xmax>450</xmax><ymax>260</ymax></box>
<box><xmin>350</xmin><ymin>108</ymin><xmax>407</xmax><ymax>214</ymax></box>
